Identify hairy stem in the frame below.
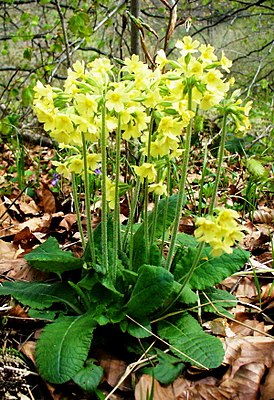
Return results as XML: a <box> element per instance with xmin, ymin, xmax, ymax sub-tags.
<box><xmin>100</xmin><ymin>99</ymin><xmax>109</xmax><ymax>274</ymax></box>
<box><xmin>81</xmin><ymin>133</ymin><xmax>95</xmax><ymax>263</ymax></box>
<box><xmin>166</xmin><ymin>87</ymin><xmax>193</xmax><ymax>271</ymax></box>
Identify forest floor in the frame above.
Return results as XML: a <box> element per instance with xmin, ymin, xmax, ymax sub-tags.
<box><xmin>0</xmin><ymin>140</ymin><xmax>273</xmax><ymax>400</ymax></box>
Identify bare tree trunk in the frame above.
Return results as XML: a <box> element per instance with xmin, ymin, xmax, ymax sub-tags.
<box><xmin>130</xmin><ymin>0</ymin><xmax>140</xmax><ymax>55</ymax></box>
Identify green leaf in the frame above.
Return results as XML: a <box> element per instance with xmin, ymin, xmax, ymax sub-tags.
<box><xmin>68</xmin><ymin>12</ymin><xmax>92</xmax><ymax>38</ymax></box>
<box><xmin>153</xmin><ymin>350</ymin><xmax>184</xmax><ymax>385</ymax></box>
<box><xmin>132</xmin><ymin>194</ymin><xmax>182</xmax><ymax>270</ymax></box>
<box><xmin>22</xmin><ymin>86</ymin><xmax>34</xmax><ymax>107</ymax></box>
<box><xmin>176</xmin><ymin>232</ymin><xmax>198</xmax><ymax>248</ymax></box>
<box><xmin>28</xmin><ymin>309</ymin><xmax>58</xmax><ymax>320</ymax></box>
<box><xmin>73</xmin><ymin>361</ymin><xmax>104</xmax><ymax>392</ymax></box>
<box><xmin>200</xmin><ymin>287</ymin><xmax>237</xmax><ymax>316</ymax></box>
<box><xmin>173</xmin><ymin>281</ymin><xmax>198</xmax><ymax>305</ymax></box>
<box><xmin>36</xmin><ymin>313</ymin><xmax>96</xmax><ymax>384</ymax></box>
<box><xmin>246</xmin><ymin>158</ymin><xmax>267</xmax><ymax>180</ymax></box>
<box><xmin>175</xmin><ymin>247</ymin><xmax>249</xmax><ymax>290</ymax></box>
<box><xmin>24</xmin><ymin>236</ymin><xmax>83</xmax><ymax>274</ymax></box>
<box><xmin>158</xmin><ymin>313</ymin><xmax>224</xmax><ymax>369</ymax></box>
<box><xmin>0</xmin><ymin>281</ymin><xmax>80</xmax><ymax>311</ymax></box>
<box><xmin>126</xmin><ymin>265</ymin><xmax>174</xmax><ymax>318</ymax></box>
<box><xmin>120</xmin><ymin>318</ymin><xmax>152</xmax><ymax>338</ymax></box>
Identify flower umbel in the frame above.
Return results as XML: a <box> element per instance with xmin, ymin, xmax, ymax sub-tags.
<box><xmin>194</xmin><ymin>209</ymin><xmax>244</xmax><ymax>256</ymax></box>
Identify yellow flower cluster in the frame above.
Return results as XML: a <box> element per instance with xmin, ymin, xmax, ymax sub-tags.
<box><xmin>32</xmin><ymin>36</ymin><xmax>252</xmax><ymax>206</ymax></box>
<box><xmin>194</xmin><ymin>209</ymin><xmax>245</xmax><ymax>257</ymax></box>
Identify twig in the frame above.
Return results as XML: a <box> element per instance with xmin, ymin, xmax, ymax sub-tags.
<box><xmin>54</xmin><ymin>0</ymin><xmax>71</xmax><ymax>68</ymax></box>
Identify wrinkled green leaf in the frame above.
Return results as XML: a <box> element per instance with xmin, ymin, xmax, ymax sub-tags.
<box><xmin>158</xmin><ymin>313</ymin><xmax>224</xmax><ymax>369</ymax></box>
<box><xmin>0</xmin><ymin>281</ymin><xmax>79</xmax><ymax>311</ymax></box>
<box><xmin>200</xmin><ymin>287</ymin><xmax>237</xmax><ymax>316</ymax></box>
<box><xmin>126</xmin><ymin>265</ymin><xmax>174</xmax><ymax>318</ymax></box>
<box><xmin>174</xmin><ymin>247</ymin><xmax>249</xmax><ymax>290</ymax></box>
<box><xmin>24</xmin><ymin>236</ymin><xmax>83</xmax><ymax>274</ymax></box>
<box><xmin>120</xmin><ymin>318</ymin><xmax>152</xmax><ymax>338</ymax></box>
<box><xmin>36</xmin><ymin>313</ymin><xmax>96</xmax><ymax>384</ymax></box>
<box><xmin>150</xmin><ymin>350</ymin><xmax>184</xmax><ymax>385</ymax></box>
<box><xmin>73</xmin><ymin>361</ymin><xmax>103</xmax><ymax>392</ymax></box>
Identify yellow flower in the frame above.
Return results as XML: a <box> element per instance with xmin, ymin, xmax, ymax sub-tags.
<box><xmin>33</xmin><ymin>102</ymin><xmax>56</xmax><ymax>131</ymax></box>
<box><xmin>88</xmin><ymin>58</ymin><xmax>113</xmax><ymax>75</ymax></box>
<box><xmin>187</xmin><ymin>58</ymin><xmax>204</xmax><ymax>79</ymax></box>
<box><xmin>68</xmin><ymin>157</ymin><xmax>84</xmax><ymax>174</ymax></box>
<box><xmin>203</xmin><ymin>69</ymin><xmax>224</xmax><ymax>91</ymax></box>
<box><xmin>198</xmin><ymin>44</ymin><xmax>217</xmax><ymax>64</ymax></box>
<box><xmin>200</xmin><ymin>92</ymin><xmax>224</xmax><ymax>110</ymax></box>
<box><xmin>194</xmin><ymin>217</ymin><xmax>220</xmax><ymax>243</ymax></box>
<box><xmin>209</xmin><ymin>239</ymin><xmax>233</xmax><ymax>257</ymax></box>
<box><xmin>134</xmin><ymin>110</ymin><xmax>150</xmax><ymax>131</ymax></box>
<box><xmin>54</xmin><ymin>114</ymin><xmax>74</xmax><ymax>133</ymax></box>
<box><xmin>220</xmin><ymin>51</ymin><xmax>232</xmax><ymax>73</ymax></box>
<box><xmin>143</xmin><ymin>89</ymin><xmax>162</xmax><ymax>108</ymax></box>
<box><xmin>175</xmin><ymin>36</ymin><xmax>200</xmax><ymax>57</ymax></box>
<box><xmin>69</xmin><ymin>60</ymin><xmax>85</xmax><ymax>79</ymax></box>
<box><xmin>52</xmin><ymin>161</ymin><xmax>70</xmax><ymax>179</ymax></box>
<box><xmin>106</xmin><ymin>88</ymin><xmax>128</xmax><ymax>113</ymax></box>
<box><xmin>106</xmin><ymin>177</ymin><xmax>116</xmax><ymax>209</ymax></box>
<box><xmin>158</xmin><ymin>116</ymin><xmax>184</xmax><ymax>136</ymax></box>
<box><xmin>50</xmin><ymin>129</ymin><xmax>71</xmax><ymax>144</ymax></box>
<box><xmin>150</xmin><ymin>140</ymin><xmax>166</xmax><ymax>158</ymax></box>
<box><xmin>216</xmin><ymin>208</ymin><xmax>239</xmax><ymax>228</ymax></box>
<box><xmin>224</xmin><ymin>228</ymin><xmax>244</xmax><ymax>247</ymax></box>
<box><xmin>133</xmin><ymin>163</ymin><xmax>157</xmax><ymax>182</ymax></box>
<box><xmin>74</xmin><ymin>93</ymin><xmax>98</xmax><ymax>117</ymax></box>
<box><xmin>169</xmin><ymin>147</ymin><xmax>183</xmax><ymax>159</ymax></box>
<box><xmin>123</xmin><ymin>54</ymin><xmax>149</xmax><ymax>75</ymax></box>
<box><xmin>194</xmin><ymin>209</ymin><xmax>245</xmax><ymax>257</ymax></box>
<box><xmin>87</xmin><ymin>153</ymin><xmax>101</xmax><ymax>171</ymax></box>
<box><xmin>33</xmin><ymin>81</ymin><xmax>54</xmax><ymax>104</ymax></box>
<box><xmin>122</xmin><ymin>123</ymin><xmax>141</xmax><ymax>141</ymax></box>
<box><xmin>149</xmin><ymin>182</ymin><xmax>167</xmax><ymax>196</ymax></box>
<box><xmin>243</xmin><ymin>101</ymin><xmax>253</xmax><ymax>116</ymax></box>
<box><xmin>155</xmin><ymin>49</ymin><xmax>168</xmax><ymax>69</ymax></box>
<box><xmin>172</xmin><ymin>102</ymin><xmax>195</xmax><ymax>125</ymax></box>
<box><xmin>155</xmin><ymin>133</ymin><xmax>179</xmax><ymax>155</ymax></box>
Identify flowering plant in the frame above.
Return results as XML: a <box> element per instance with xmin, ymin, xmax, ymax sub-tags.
<box><xmin>0</xmin><ymin>37</ymin><xmax>251</xmax><ymax>394</ymax></box>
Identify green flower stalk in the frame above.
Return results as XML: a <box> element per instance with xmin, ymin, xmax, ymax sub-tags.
<box><xmin>166</xmin><ymin>85</ymin><xmax>193</xmax><ymax>271</ymax></box>
<box><xmin>113</xmin><ymin>114</ymin><xmax>122</xmax><ymax>281</ymax></box>
<box><xmin>100</xmin><ymin>98</ymin><xmax>109</xmax><ymax>275</ymax></box>
<box><xmin>81</xmin><ymin>133</ymin><xmax>96</xmax><ymax>263</ymax></box>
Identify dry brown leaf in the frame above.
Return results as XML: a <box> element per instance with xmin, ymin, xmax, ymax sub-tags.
<box><xmin>260</xmin><ymin>363</ymin><xmax>274</xmax><ymax>400</ymax></box>
<box><xmin>59</xmin><ymin>213</ymin><xmax>77</xmax><ymax>230</ymax></box>
<box><xmin>135</xmin><ymin>374</ymin><xmax>175</xmax><ymax>400</ymax></box>
<box><xmin>17</xmin><ymin>198</ymin><xmax>40</xmax><ymax>215</ymax></box>
<box><xmin>172</xmin><ymin>376</ymin><xmax>233</xmax><ymax>400</ymax></box>
<box><xmin>261</xmin><ymin>283</ymin><xmax>274</xmax><ymax>300</ymax></box>
<box><xmin>204</xmin><ymin>318</ymin><xmax>229</xmax><ymax>337</ymax></box>
<box><xmin>224</xmin><ymin>336</ymin><xmax>274</xmax><ymax>375</ymax></box>
<box><xmin>13</xmin><ymin>226</ymin><xmax>34</xmax><ymax>244</ymax></box>
<box><xmin>95</xmin><ymin>349</ymin><xmax>131</xmax><ymax>391</ymax></box>
<box><xmin>220</xmin><ymin>362</ymin><xmax>266</xmax><ymax>400</ymax></box>
<box><xmin>37</xmin><ymin>185</ymin><xmax>56</xmax><ymax>214</ymax></box>
<box><xmin>20</xmin><ymin>341</ymin><xmax>36</xmax><ymax>365</ymax></box>
<box><xmin>234</xmin><ymin>276</ymin><xmax>258</xmax><ymax>302</ymax></box>
<box><xmin>230</xmin><ymin>318</ymin><xmax>268</xmax><ymax>337</ymax></box>
<box><xmin>9</xmin><ymin>304</ymin><xmax>29</xmax><ymax>318</ymax></box>
<box><xmin>18</xmin><ymin>214</ymin><xmax>52</xmax><ymax>232</ymax></box>
<box><xmin>0</xmin><ymin>258</ymin><xmax>48</xmax><ymax>281</ymax></box>
<box><xmin>0</xmin><ymin>239</ymin><xmax>18</xmax><ymax>259</ymax></box>
<box><xmin>253</xmin><ymin>208</ymin><xmax>274</xmax><ymax>224</ymax></box>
